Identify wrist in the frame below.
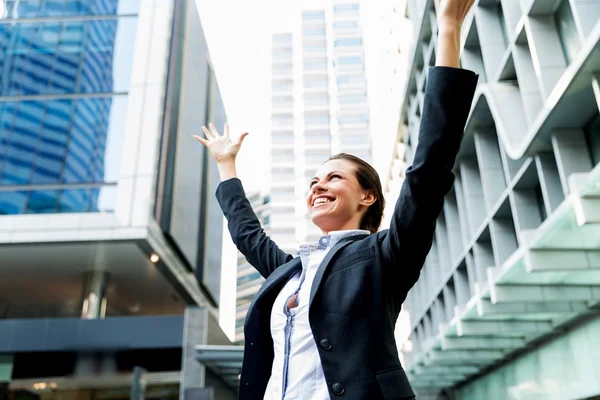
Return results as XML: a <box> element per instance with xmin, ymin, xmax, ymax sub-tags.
<box><xmin>437</xmin><ymin>19</ymin><xmax>461</xmax><ymax>38</ymax></box>
<box><xmin>217</xmin><ymin>159</ymin><xmax>238</xmax><ymax>181</ymax></box>
<box><xmin>216</xmin><ymin>156</ymin><xmax>236</xmax><ymax>165</ymax></box>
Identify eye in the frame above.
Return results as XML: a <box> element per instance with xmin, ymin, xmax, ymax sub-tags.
<box><xmin>330</xmin><ymin>174</ymin><xmax>342</xmax><ymax>180</ymax></box>
<box><xmin>309</xmin><ymin>180</ymin><xmax>317</xmax><ymax>188</ymax></box>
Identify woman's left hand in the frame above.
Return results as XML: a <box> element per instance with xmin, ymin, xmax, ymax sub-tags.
<box><xmin>437</xmin><ymin>0</ymin><xmax>476</xmax><ymax>34</ymax></box>
<box><xmin>435</xmin><ymin>0</ymin><xmax>476</xmax><ymax>68</ymax></box>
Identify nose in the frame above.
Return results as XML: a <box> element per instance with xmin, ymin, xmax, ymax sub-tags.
<box><xmin>311</xmin><ymin>181</ymin><xmax>327</xmax><ymax>194</ymax></box>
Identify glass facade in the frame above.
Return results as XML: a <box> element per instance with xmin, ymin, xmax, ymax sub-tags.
<box><xmin>0</xmin><ymin>0</ymin><xmax>139</xmax><ymax>214</ymax></box>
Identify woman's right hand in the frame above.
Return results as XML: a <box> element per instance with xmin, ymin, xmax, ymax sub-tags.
<box><xmin>194</xmin><ymin>122</ymin><xmax>248</xmax><ymax>164</ymax></box>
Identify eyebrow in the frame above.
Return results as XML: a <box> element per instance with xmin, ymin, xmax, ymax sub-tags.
<box><xmin>310</xmin><ymin>171</ymin><xmax>344</xmax><ymax>182</ymax></box>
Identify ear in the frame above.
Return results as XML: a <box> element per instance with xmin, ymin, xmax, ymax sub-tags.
<box><xmin>359</xmin><ymin>190</ymin><xmax>377</xmax><ymax>207</ymax></box>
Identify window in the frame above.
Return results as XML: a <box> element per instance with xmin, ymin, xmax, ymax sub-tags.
<box><xmin>338</xmin><ymin>93</ymin><xmax>366</xmax><ymax>104</ymax></box>
<box><xmin>273</xmin><ymin>34</ymin><xmax>293</xmax><ymax>44</ymax></box>
<box><xmin>272</xmin><ymin>80</ymin><xmax>293</xmax><ymax>90</ymax></box>
<box><xmin>333</xmin><ymin>21</ymin><xmax>359</xmax><ymax>30</ymax></box>
<box><xmin>274</xmin><ymin>48</ymin><xmax>293</xmax><ymax>58</ymax></box>
<box><xmin>305</xmin><ymin>115</ymin><xmax>330</xmax><ymax>125</ymax></box>
<box><xmin>303</xmin><ymin>11</ymin><xmax>325</xmax><ymax>21</ymax></box>
<box><xmin>340</xmin><ymin>134</ymin><xmax>369</xmax><ymax>146</ymax></box>
<box><xmin>272</xmin><ymin>95</ymin><xmax>293</xmax><ymax>104</ymax></box>
<box><xmin>334</xmin><ymin>38</ymin><xmax>362</xmax><ymax>47</ymax></box>
<box><xmin>303</xmin><ymin>44</ymin><xmax>327</xmax><ymax>54</ymax></box>
<box><xmin>304</xmin><ymin>76</ymin><xmax>328</xmax><ymax>88</ymax></box>
<box><xmin>303</xmin><ymin>28</ymin><xmax>326</xmax><ymax>37</ymax></box>
<box><xmin>337</xmin><ymin>56</ymin><xmax>362</xmax><ymax>65</ymax></box>
<box><xmin>272</xmin><ymin>135</ymin><xmax>294</xmax><ymax>145</ymax></box>
<box><xmin>555</xmin><ymin>0</ymin><xmax>581</xmax><ymax>64</ymax></box>
<box><xmin>272</xmin><ymin>64</ymin><xmax>293</xmax><ymax>74</ymax></box>
<box><xmin>305</xmin><ymin>134</ymin><xmax>331</xmax><ymax>146</ymax></box>
<box><xmin>303</xmin><ymin>61</ymin><xmax>328</xmax><ymax>70</ymax></box>
<box><xmin>337</xmin><ymin>75</ymin><xmax>364</xmax><ymax>85</ymax></box>
<box><xmin>334</xmin><ymin>4</ymin><xmax>360</xmax><ymax>12</ymax></box>
<box><xmin>272</xmin><ymin>115</ymin><xmax>293</xmax><ymax>126</ymax></box>
<box><xmin>338</xmin><ymin>114</ymin><xmax>368</xmax><ymax>125</ymax></box>
<box><xmin>304</xmin><ymin>93</ymin><xmax>329</xmax><ymax>105</ymax></box>
<box><xmin>305</xmin><ymin>153</ymin><xmax>329</xmax><ymax>165</ymax></box>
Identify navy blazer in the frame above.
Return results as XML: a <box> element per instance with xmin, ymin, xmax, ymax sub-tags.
<box><xmin>216</xmin><ymin>67</ymin><xmax>478</xmax><ymax>399</ymax></box>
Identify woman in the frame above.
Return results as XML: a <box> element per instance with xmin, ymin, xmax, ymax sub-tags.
<box><xmin>195</xmin><ymin>1</ymin><xmax>477</xmax><ymax>398</ymax></box>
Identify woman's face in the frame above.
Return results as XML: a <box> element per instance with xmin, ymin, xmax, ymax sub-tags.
<box><xmin>306</xmin><ymin>159</ymin><xmax>374</xmax><ymax>234</ymax></box>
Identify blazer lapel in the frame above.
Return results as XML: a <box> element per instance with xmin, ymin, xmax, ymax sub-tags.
<box><xmin>309</xmin><ymin>234</ymin><xmax>369</xmax><ymax>306</ymax></box>
<box><xmin>250</xmin><ymin>257</ymin><xmax>302</xmax><ymax>308</ymax></box>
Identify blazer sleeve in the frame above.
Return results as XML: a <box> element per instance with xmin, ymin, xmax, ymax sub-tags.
<box><xmin>216</xmin><ymin>177</ymin><xmax>293</xmax><ymax>278</ymax></box>
<box><xmin>381</xmin><ymin>66</ymin><xmax>478</xmax><ymax>291</ymax></box>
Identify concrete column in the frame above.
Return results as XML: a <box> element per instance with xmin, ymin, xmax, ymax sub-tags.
<box><xmin>0</xmin><ymin>355</ymin><xmax>12</xmax><ymax>400</ymax></box>
<box><xmin>180</xmin><ymin>307</ymin><xmax>208</xmax><ymax>400</ymax></box>
<box><xmin>81</xmin><ymin>270</ymin><xmax>109</xmax><ymax>319</ymax></box>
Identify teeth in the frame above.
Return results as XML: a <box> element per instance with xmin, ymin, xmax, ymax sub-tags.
<box><xmin>314</xmin><ymin>198</ymin><xmax>333</xmax><ymax>206</ymax></box>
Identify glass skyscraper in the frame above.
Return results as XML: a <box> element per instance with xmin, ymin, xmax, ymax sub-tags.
<box><xmin>0</xmin><ymin>0</ymin><xmax>234</xmax><ymax>397</ymax></box>
<box><xmin>0</xmin><ymin>0</ymin><xmax>137</xmax><ymax>214</ymax></box>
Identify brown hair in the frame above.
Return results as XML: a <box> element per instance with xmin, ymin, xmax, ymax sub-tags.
<box><xmin>327</xmin><ymin>153</ymin><xmax>385</xmax><ymax>234</ymax></box>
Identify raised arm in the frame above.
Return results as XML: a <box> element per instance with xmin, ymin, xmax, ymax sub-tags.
<box><xmin>195</xmin><ymin>124</ymin><xmax>293</xmax><ymax>278</ymax></box>
<box><xmin>381</xmin><ymin>0</ymin><xmax>478</xmax><ymax>290</ymax></box>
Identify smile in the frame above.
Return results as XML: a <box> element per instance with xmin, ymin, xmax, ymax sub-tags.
<box><xmin>313</xmin><ymin>197</ymin><xmax>336</xmax><ymax>207</ymax></box>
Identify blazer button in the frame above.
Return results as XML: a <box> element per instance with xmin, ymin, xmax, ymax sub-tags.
<box><xmin>319</xmin><ymin>339</ymin><xmax>332</xmax><ymax>351</ymax></box>
<box><xmin>331</xmin><ymin>383</ymin><xmax>345</xmax><ymax>396</ymax></box>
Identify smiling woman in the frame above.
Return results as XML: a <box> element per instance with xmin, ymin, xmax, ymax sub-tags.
<box><xmin>194</xmin><ymin>1</ymin><xmax>477</xmax><ymax>398</ymax></box>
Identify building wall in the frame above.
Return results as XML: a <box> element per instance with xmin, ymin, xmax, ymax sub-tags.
<box><xmin>270</xmin><ymin>0</ymin><xmax>373</xmax><ymax>246</ymax></box>
<box><xmin>391</xmin><ymin>0</ymin><xmax>600</xmax><ymax>395</ymax></box>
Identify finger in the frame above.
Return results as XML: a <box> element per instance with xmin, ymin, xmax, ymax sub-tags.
<box><xmin>209</xmin><ymin>122</ymin><xmax>220</xmax><ymax>137</ymax></box>
<box><xmin>223</xmin><ymin>123</ymin><xmax>230</xmax><ymax>138</ymax></box>
<box><xmin>236</xmin><ymin>132</ymin><xmax>249</xmax><ymax>144</ymax></box>
<box><xmin>193</xmin><ymin>135</ymin><xmax>210</xmax><ymax>146</ymax></box>
<box><xmin>202</xmin><ymin>125</ymin><xmax>215</xmax><ymax>139</ymax></box>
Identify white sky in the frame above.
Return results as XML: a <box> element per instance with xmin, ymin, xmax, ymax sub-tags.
<box><xmin>194</xmin><ymin>0</ymin><xmax>410</xmax><ymax>339</ymax></box>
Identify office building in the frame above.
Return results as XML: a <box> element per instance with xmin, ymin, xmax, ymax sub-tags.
<box><xmin>234</xmin><ymin>192</ymin><xmax>270</xmax><ymax>344</ymax></box>
<box><xmin>389</xmin><ymin>0</ymin><xmax>600</xmax><ymax>398</ymax></box>
<box><xmin>0</xmin><ymin>0</ymin><xmax>235</xmax><ymax>398</ymax></box>
<box><xmin>270</xmin><ymin>0</ymin><xmax>372</xmax><ymax>245</ymax></box>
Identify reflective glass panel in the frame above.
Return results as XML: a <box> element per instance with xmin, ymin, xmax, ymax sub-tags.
<box><xmin>0</xmin><ymin>95</ymin><xmax>128</xmax><ymax>185</ymax></box>
<box><xmin>0</xmin><ymin>17</ymin><xmax>138</xmax><ymax>95</ymax></box>
<box><xmin>1</xmin><ymin>0</ymin><xmax>139</xmax><ymax>18</ymax></box>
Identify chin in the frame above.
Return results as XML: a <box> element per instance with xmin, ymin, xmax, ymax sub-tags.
<box><xmin>310</xmin><ymin>213</ymin><xmax>337</xmax><ymax>233</ymax></box>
